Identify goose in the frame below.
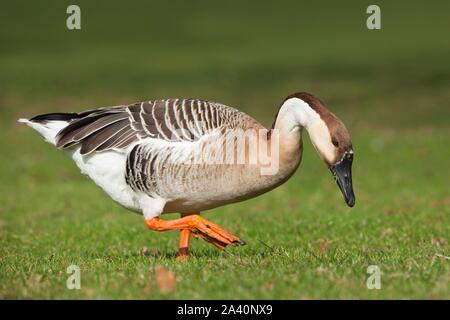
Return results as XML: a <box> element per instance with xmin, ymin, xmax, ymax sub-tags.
<box><xmin>19</xmin><ymin>92</ymin><xmax>355</xmax><ymax>259</ymax></box>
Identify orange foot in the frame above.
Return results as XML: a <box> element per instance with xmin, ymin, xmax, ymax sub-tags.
<box><xmin>144</xmin><ymin>214</ymin><xmax>246</xmax><ymax>258</ymax></box>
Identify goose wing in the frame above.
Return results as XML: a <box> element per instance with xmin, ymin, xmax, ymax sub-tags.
<box><xmin>55</xmin><ymin>99</ymin><xmax>259</xmax><ymax>155</ymax></box>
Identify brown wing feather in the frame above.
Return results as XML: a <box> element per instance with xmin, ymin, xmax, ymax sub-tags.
<box><xmin>79</xmin><ymin>119</ymin><xmax>129</xmax><ymax>154</ymax></box>
<box><xmin>96</xmin><ymin>125</ymin><xmax>133</xmax><ymax>152</ymax></box>
<box><xmin>55</xmin><ymin>99</ymin><xmax>254</xmax><ymax>155</ymax></box>
<box><xmin>72</xmin><ymin>113</ymin><xmax>128</xmax><ymax>141</ymax></box>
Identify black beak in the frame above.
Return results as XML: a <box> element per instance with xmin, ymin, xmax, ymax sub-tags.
<box><xmin>329</xmin><ymin>152</ymin><xmax>355</xmax><ymax>207</ymax></box>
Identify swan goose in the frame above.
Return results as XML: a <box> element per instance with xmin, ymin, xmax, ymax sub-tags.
<box><xmin>19</xmin><ymin>92</ymin><xmax>355</xmax><ymax>258</ymax></box>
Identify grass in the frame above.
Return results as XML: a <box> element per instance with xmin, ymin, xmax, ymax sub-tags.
<box><xmin>0</xmin><ymin>0</ymin><xmax>449</xmax><ymax>299</ymax></box>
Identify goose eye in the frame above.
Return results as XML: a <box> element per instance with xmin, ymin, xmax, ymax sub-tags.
<box><xmin>332</xmin><ymin>137</ymin><xmax>339</xmax><ymax>147</ymax></box>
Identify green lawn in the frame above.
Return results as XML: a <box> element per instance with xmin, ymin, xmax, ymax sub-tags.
<box><xmin>0</xmin><ymin>0</ymin><xmax>449</xmax><ymax>299</ymax></box>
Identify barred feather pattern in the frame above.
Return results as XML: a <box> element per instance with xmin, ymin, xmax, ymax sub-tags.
<box><xmin>55</xmin><ymin>99</ymin><xmax>247</xmax><ymax>155</ymax></box>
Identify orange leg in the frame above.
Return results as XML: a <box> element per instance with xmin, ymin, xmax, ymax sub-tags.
<box><xmin>145</xmin><ymin>214</ymin><xmax>246</xmax><ymax>255</ymax></box>
<box><xmin>177</xmin><ymin>229</ymin><xmax>191</xmax><ymax>260</ymax></box>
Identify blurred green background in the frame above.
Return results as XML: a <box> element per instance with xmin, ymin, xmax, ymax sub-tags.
<box><xmin>0</xmin><ymin>0</ymin><xmax>449</xmax><ymax>299</ymax></box>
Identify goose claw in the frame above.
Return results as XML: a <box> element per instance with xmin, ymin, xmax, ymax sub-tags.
<box><xmin>234</xmin><ymin>239</ymin><xmax>247</xmax><ymax>246</ymax></box>
<box><xmin>188</xmin><ymin>216</ymin><xmax>245</xmax><ymax>250</ymax></box>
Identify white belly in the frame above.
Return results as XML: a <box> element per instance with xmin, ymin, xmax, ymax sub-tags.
<box><xmin>68</xmin><ymin>148</ymin><xmax>141</xmax><ymax>213</ymax></box>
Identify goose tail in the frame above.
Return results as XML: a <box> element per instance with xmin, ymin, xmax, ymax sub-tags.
<box><xmin>18</xmin><ymin>113</ymin><xmax>79</xmax><ymax>145</ymax></box>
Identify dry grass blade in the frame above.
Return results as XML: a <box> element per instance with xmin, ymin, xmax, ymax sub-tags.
<box><xmin>319</xmin><ymin>239</ymin><xmax>329</xmax><ymax>256</ymax></box>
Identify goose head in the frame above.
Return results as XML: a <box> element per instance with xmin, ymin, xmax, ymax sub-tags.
<box><xmin>278</xmin><ymin>92</ymin><xmax>355</xmax><ymax>207</ymax></box>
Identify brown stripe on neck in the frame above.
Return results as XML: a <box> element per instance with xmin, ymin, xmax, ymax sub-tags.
<box><xmin>284</xmin><ymin>92</ymin><xmax>329</xmax><ymax>118</ymax></box>
<box><xmin>288</xmin><ymin>92</ymin><xmax>352</xmax><ymax>151</ymax></box>
<box><xmin>268</xmin><ymin>92</ymin><xmax>325</xmax><ymax>139</ymax></box>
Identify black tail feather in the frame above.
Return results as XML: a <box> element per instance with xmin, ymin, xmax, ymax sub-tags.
<box><xmin>30</xmin><ymin>112</ymin><xmax>80</xmax><ymax>123</ymax></box>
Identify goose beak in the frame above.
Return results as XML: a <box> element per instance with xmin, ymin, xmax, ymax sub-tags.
<box><xmin>329</xmin><ymin>152</ymin><xmax>355</xmax><ymax>207</ymax></box>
